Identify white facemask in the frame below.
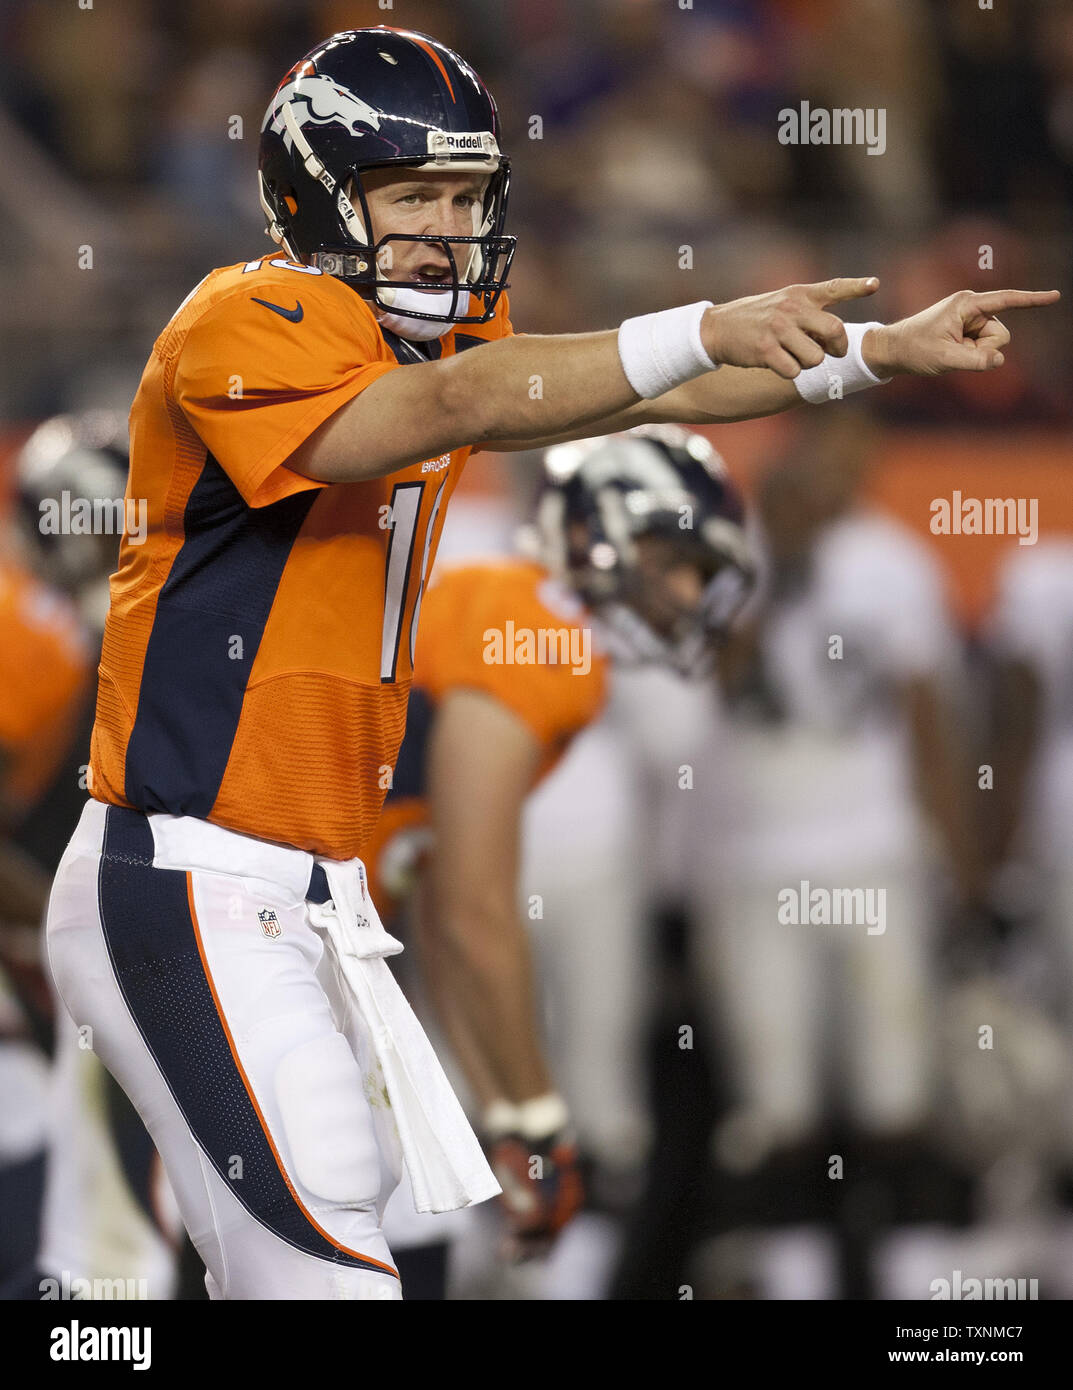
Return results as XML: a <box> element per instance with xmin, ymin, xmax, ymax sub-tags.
<box><xmin>375</xmin><ymin>284</ymin><xmax>471</xmax><ymax>341</ymax></box>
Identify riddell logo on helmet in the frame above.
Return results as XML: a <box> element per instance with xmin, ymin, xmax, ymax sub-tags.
<box><xmin>263</xmin><ymin>73</ymin><xmax>382</xmax><ymax>148</ymax></box>
<box><xmin>428</xmin><ymin>131</ymin><xmax>492</xmax><ymax>153</ymax></box>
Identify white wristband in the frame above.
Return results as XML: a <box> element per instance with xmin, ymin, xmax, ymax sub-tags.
<box><xmin>618</xmin><ymin>301</ymin><xmax>719</xmax><ymax>400</ymax></box>
<box><xmin>792</xmin><ymin>320</ymin><xmax>891</xmax><ymax>404</ymax></box>
<box><xmin>483</xmin><ymin>1092</ymin><xmax>571</xmax><ymax>1142</ymax></box>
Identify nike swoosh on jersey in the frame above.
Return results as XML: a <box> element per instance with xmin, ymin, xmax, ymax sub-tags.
<box><xmin>250</xmin><ymin>297</ymin><xmax>304</xmax><ymax>323</ymax></box>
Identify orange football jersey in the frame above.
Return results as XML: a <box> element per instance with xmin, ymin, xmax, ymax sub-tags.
<box><xmin>366</xmin><ymin>558</ymin><xmax>608</xmax><ymax>908</ymax></box>
<box><xmin>0</xmin><ymin>555</ymin><xmax>92</xmax><ymax>821</ymax></box>
<box><xmin>88</xmin><ymin>252</ymin><xmax>512</xmax><ymax>859</ymax></box>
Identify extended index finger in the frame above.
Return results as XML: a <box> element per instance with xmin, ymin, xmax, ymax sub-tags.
<box><xmin>807</xmin><ymin>276</ymin><xmax>880</xmax><ymax>304</ymax></box>
<box><xmin>967</xmin><ymin>289</ymin><xmax>1061</xmax><ymax>315</ymax></box>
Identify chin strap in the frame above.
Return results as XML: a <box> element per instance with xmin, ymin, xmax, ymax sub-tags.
<box><xmin>375</xmin><ymin>285</ymin><xmax>471</xmax><ymax>341</ymax></box>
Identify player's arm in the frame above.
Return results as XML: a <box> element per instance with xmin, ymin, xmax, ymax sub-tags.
<box><xmin>903</xmin><ymin>675</ymin><xmax>982</xmax><ymax>907</ymax></box>
<box><xmin>288</xmin><ymin>281</ymin><xmax>1055</xmax><ymax>480</ymax></box>
<box><xmin>417</xmin><ymin>688</ymin><xmax>582</xmax><ymax>1249</ymax></box>
<box><xmin>0</xmin><ymin>835</ymin><xmax>51</xmax><ymax>925</ymax></box>
<box><xmin>0</xmin><ymin>827</ymin><xmax>56</xmax><ymax>1051</ymax></box>
<box><xmin>418</xmin><ymin>687</ymin><xmax>552</xmax><ymax>1105</ymax></box>
<box><xmin>482</xmin><ymin>286</ymin><xmax>1062</xmax><ymax>450</ymax></box>
<box><xmin>0</xmin><ymin>741</ymin><xmax>50</xmax><ymax>918</ymax></box>
<box><xmin>986</xmin><ymin>658</ymin><xmax>1042</xmax><ymax>867</ymax></box>
<box><xmin>289</xmin><ymin>277</ymin><xmax>875</xmax><ymax>479</ymax></box>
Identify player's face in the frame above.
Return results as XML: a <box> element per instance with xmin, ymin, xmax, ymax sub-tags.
<box><xmin>355</xmin><ymin>168</ymin><xmax>492</xmax><ymax>291</ymax></box>
<box><xmin>630</xmin><ymin>533</ymin><xmax>715</xmax><ymax>641</ymax></box>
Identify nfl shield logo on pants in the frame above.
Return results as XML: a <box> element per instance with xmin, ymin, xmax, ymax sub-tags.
<box><xmin>258</xmin><ymin>907</ymin><xmax>282</xmax><ymax>939</ymax></box>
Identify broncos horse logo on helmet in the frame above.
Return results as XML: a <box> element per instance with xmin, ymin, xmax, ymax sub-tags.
<box><xmin>258</xmin><ymin>27</ymin><xmax>515</xmax><ymax>326</ymax></box>
<box><xmin>264</xmin><ymin>67</ymin><xmax>383</xmax><ymax>150</ymax></box>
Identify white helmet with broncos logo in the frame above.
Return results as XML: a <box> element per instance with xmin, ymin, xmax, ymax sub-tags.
<box><xmin>258</xmin><ymin>27</ymin><xmax>515</xmax><ymax>336</ymax></box>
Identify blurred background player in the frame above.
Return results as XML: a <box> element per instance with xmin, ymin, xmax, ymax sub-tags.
<box><xmin>972</xmin><ymin>537</ymin><xmax>1073</xmax><ymax>1295</ymax></box>
<box><xmin>3</xmin><ymin>413</ymin><xmax>186</xmax><ymax>1301</ymax></box>
<box><xmin>517</xmin><ymin>427</ymin><xmax>755</xmax><ymax>1298</ymax></box>
<box><xmin>368</xmin><ymin>425</ymin><xmax>754</xmax><ymax>1297</ymax></box>
<box><xmin>372</xmin><ymin>551</ymin><xmax>604</xmax><ymax>1297</ymax></box>
<box><xmin>0</xmin><ymin>510</ymin><xmax>91</xmax><ymax>1289</ymax></box>
<box><xmin>987</xmin><ymin>537</ymin><xmax>1073</xmax><ymax>1030</ymax></box>
<box><xmin>0</xmin><ymin>415</ymin><xmax>101</xmax><ymax>1291</ymax></box>
<box><xmin>683</xmin><ymin>407</ymin><xmax>981</xmax><ymax>1298</ymax></box>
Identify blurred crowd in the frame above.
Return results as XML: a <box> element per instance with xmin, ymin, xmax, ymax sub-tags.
<box><xmin>2</xmin><ymin>0</ymin><xmax>1073</xmax><ymax>1301</ymax></box>
<box><xmin>2</xmin><ymin>0</ymin><xmax>1072</xmax><ymax>418</ymax></box>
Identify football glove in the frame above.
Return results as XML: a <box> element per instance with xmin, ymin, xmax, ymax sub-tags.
<box><xmin>484</xmin><ymin>1093</ymin><xmax>584</xmax><ymax>1257</ymax></box>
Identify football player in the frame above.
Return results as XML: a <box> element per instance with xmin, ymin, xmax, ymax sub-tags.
<box><xmin>42</xmin><ymin>25</ymin><xmax>1058</xmax><ymax>1300</ymax></box>
<box><xmin>368</xmin><ymin>426</ymin><xmax>753</xmax><ymax>1293</ymax></box>
<box><xmin>987</xmin><ymin>537</ymin><xmax>1073</xmax><ymax>996</ymax></box>
<box><xmin>4</xmin><ymin>414</ymin><xmax>189</xmax><ymax>1302</ymax></box>
<box><xmin>687</xmin><ymin>409</ymin><xmax>980</xmax><ymax>1297</ymax></box>
<box><xmin>0</xmin><ymin>543</ymin><xmax>90</xmax><ymax>1290</ymax></box>
<box><xmin>0</xmin><ymin>415</ymin><xmax>106</xmax><ymax>1292</ymax></box>
<box><xmin>983</xmin><ymin>542</ymin><xmax>1073</xmax><ymax>1193</ymax></box>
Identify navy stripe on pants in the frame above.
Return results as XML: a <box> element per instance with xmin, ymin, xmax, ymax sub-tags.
<box><xmin>96</xmin><ymin>805</ymin><xmax>392</xmax><ymax>1275</ymax></box>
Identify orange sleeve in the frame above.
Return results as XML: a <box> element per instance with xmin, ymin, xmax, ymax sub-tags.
<box><xmin>418</xmin><ymin>566</ymin><xmax>607</xmax><ymax>752</ymax></box>
<box><xmin>172</xmin><ymin>280</ymin><xmax>399</xmax><ymax>508</ymax></box>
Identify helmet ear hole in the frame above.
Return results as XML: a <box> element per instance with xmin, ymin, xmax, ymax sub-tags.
<box><xmin>283</xmin><ymin>193</ymin><xmax>298</xmax><ymax>215</ymax></box>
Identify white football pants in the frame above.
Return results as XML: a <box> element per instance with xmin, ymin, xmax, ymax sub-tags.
<box><xmin>46</xmin><ymin>798</ymin><xmax>403</xmax><ymax>1300</ymax></box>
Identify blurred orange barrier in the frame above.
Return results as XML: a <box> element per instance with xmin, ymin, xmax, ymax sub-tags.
<box><xmin>863</xmin><ymin>430</ymin><xmax>1073</xmax><ymax>631</ymax></box>
<box><xmin>707</xmin><ymin>421</ymin><xmax>1073</xmax><ymax>632</ymax></box>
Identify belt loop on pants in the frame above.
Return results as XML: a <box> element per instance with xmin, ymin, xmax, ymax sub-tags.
<box><xmin>307</xmin><ymin>863</ymin><xmax>332</xmax><ymax>903</ymax></box>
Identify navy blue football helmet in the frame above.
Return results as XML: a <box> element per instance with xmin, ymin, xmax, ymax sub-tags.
<box><xmin>258</xmin><ymin>27</ymin><xmax>514</xmax><ymax>325</ymax></box>
<box><xmin>527</xmin><ymin>426</ymin><xmax>756</xmax><ymax>673</ymax></box>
